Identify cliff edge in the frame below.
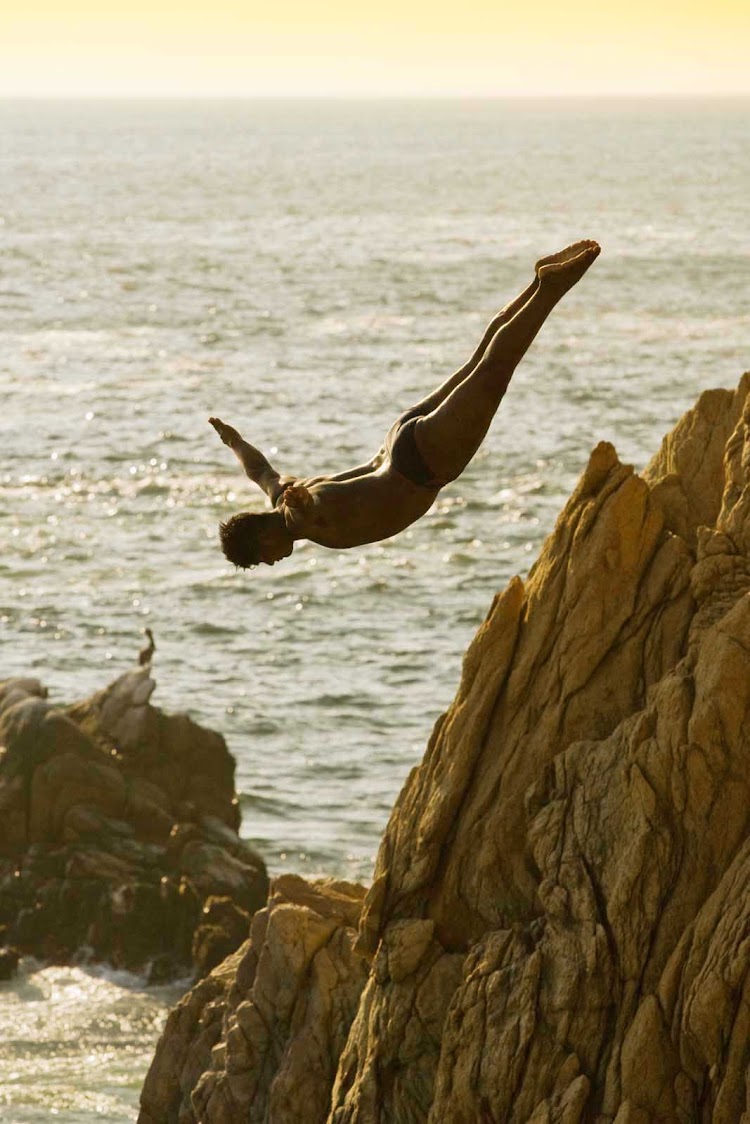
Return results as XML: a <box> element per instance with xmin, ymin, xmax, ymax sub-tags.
<box><xmin>141</xmin><ymin>373</ymin><xmax>750</xmax><ymax>1123</ymax></box>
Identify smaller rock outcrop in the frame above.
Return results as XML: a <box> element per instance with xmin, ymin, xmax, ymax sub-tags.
<box><xmin>139</xmin><ymin>874</ymin><xmax>368</xmax><ymax>1124</ymax></box>
<box><xmin>0</xmin><ymin>667</ymin><xmax>268</xmax><ymax>979</ymax></box>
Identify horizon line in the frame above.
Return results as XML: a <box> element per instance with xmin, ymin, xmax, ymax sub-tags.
<box><xmin>1</xmin><ymin>90</ymin><xmax>749</xmax><ymax>101</ymax></box>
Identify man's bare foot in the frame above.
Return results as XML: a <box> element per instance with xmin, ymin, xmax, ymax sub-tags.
<box><xmin>537</xmin><ymin>241</ymin><xmax>600</xmax><ymax>296</ymax></box>
<box><xmin>209</xmin><ymin>416</ymin><xmax>242</xmax><ymax>449</ymax></box>
<box><xmin>534</xmin><ymin>240</ymin><xmax>599</xmax><ymax>277</ymax></box>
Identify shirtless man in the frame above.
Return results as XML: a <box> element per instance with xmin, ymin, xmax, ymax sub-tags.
<box><xmin>210</xmin><ymin>240</ymin><xmax>600</xmax><ymax>568</ymax></box>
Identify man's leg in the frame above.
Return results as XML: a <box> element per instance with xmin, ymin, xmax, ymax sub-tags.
<box><xmin>408</xmin><ymin>278</ymin><xmax>538</xmax><ymax>413</ymax></box>
<box><xmin>402</xmin><ymin>241</ymin><xmax>596</xmax><ymax>418</ymax></box>
<box><xmin>413</xmin><ymin>241</ymin><xmax>600</xmax><ymax>484</ymax></box>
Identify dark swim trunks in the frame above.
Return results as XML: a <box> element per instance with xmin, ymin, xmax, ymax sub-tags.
<box><xmin>386</xmin><ymin>405</ymin><xmax>449</xmax><ymax>489</ymax></box>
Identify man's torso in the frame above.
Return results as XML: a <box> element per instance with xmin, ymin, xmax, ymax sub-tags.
<box><xmin>277</xmin><ymin>462</ymin><xmax>440</xmax><ymax>549</ymax></box>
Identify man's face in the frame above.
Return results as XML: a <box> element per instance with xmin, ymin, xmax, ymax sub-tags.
<box><xmin>258</xmin><ymin>524</ymin><xmax>293</xmax><ymax>566</ymax></box>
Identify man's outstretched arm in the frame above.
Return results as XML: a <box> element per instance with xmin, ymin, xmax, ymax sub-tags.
<box><xmin>209</xmin><ymin>417</ymin><xmax>286</xmax><ymax>503</ymax></box>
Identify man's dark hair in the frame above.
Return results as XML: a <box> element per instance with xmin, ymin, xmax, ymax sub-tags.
<box><xmin>219</xmin><ymin>511</ymin><xmax>279</xmax><ymax>568</ymax></box>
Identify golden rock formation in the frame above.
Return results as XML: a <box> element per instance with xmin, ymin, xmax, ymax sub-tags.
<box><xmin>141</xmin><ymin>374</ymin><xmax>750</xmax><ymax>1123</ymax></box>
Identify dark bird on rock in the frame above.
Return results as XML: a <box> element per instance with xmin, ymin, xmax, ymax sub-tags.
<box><xmin>138</xmin><ymin>628</ymin><xmax>155</xmax><ymax>667</ymax></box>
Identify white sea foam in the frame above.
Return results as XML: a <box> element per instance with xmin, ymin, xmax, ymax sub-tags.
<box><xmin>0</xmin><ymin>960</ymin><xmax>183</xmax><ymax>1122</ymax></box>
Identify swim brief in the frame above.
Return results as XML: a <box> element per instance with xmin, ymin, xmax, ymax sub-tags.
<box><xmin>386</xmin><ymin>406</ymin><xmax>449</xmax><ymax>490</ymax></box>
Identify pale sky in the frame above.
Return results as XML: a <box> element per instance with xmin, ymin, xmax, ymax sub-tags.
<box><xmin>1</xmin><ymin>0</ymin><xmax>748</xmax><ymax>97</ymax></box>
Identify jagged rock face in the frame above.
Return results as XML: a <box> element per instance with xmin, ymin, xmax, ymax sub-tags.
<box><xmin>359</xmin><ymin>440</ymin><xmax>698</xmax><ymax>954</ymax></box>
<box><xmin>139</xmin><ymin>875</ymin><xmax>368</xmax><ymax>1124</ymax></box>
<box><xmin>0</xmin><ymin>668</ymin><xmax>268</xmax><ymax>977</ymax></box>
<box><xmin>349</xmin><ymin>373</ymin><xmax>750</xmax><ymax>1123</ymax></box>
<box><xmin>141</xmin><ymin>374</ymin><xmax>750</xmax><ymax>1122</ymax></box>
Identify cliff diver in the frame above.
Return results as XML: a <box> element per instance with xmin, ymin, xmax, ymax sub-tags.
<box><xmin>210</xmin><ymin>241</ymin><xmax>600</xmax><ymax>568</ymax></box>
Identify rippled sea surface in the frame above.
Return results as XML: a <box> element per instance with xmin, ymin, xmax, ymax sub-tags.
<box><xmin>1</xmin><ymin>98</ymin><xmax>748</xmax><ymax>1120</ymax></box>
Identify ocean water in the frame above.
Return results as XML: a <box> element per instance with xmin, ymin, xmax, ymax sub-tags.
<box><xmin>0</xmin><ymin>961</ymin><xmax>185</xmax><ymax>1122</ymax></box>
<box><xmin>0</xmin><ymin>98</ymin><xmax>748</xmax><ymax>1121</ymax></box>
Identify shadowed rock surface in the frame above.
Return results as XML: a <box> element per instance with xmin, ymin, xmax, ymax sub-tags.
<box><xmin>0</xmin><ymin>667</ymin><xmax>268</xmax><ymax>978</ymax></box>
<box><xmin>141</xmin><ymin>374</ymin><xmax>750</xmax><ymax>1122</ymax></box>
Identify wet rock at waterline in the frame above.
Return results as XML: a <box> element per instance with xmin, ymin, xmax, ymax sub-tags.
<box><xmin>0</xmin><ymin>667</ymin><xmax>268</xmax><ymax>980</ymax></box>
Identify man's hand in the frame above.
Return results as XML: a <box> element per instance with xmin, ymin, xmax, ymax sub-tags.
<box><xmin>209</xmin><ymin>418</ymin><xmax>281</xmax><ymax>497</ymax></box>
<box><xmin>209</xmin><ymin>417</ymin><xmax>242</xmax><ymax>450</ymax></box>
<box><xmin>281</xmin><ymin>483</ymin><xmax>314</xmax><ymax>511</ymax></box>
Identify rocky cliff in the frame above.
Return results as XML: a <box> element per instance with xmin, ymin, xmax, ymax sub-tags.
<box><xmin>0</xmin><ymin>667</ymin><xmax>269</xmax><ymax>978</ymax></box>
<box><xmin>140</xmin><ymin>374</ymin><xmax>750</xmax><ymax>1123</ymax></box>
